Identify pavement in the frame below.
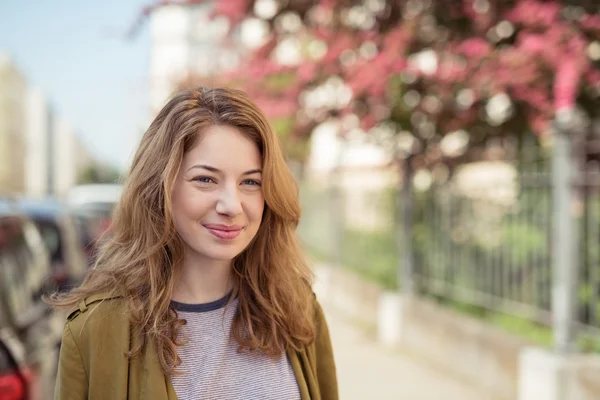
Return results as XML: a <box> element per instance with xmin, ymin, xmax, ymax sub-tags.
<box><xmin>325</xmin><ymin>307</ymin><xmax>498</xmax><ymax>400</ymax></box>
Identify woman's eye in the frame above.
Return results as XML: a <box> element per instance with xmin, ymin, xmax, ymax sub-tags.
<box><xmin>193</xmin><ymin>176</ymin><xmax>215</xmax><ymax>184</ymax></box>
<box><xmin>243</xmin><ymin>179</ymin><xmax>261</xmax><ymax>186</ymax></box>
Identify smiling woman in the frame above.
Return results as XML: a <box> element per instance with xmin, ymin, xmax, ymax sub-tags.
<box><xmin>171</xmin><ymin>124</ymin><xmax>266</xmax><ymax>302</ymax></box>
<box><xmin>45</xmin><ymin>87</ymin><xmax>338</xmax><ymax>400</ymax></box>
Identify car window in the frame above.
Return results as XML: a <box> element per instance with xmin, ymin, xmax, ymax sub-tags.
<box><xmin>0</xmin><ymin>252</ymin><xmax>23</xmax><ymax>328</ymax></box>
<box><xmin>21</xmin><ymin>221</ymin><xmax>50</xmax><ymax>294</ymax></box>
<box><xmin>0</xmin><ymin>332</ymin><xmax>27</xmax><ymax>397</ymax></box>
<box><xmin>0</xmin><ymin>217</ymin><xmax>29</xmax><ymax>327</ymax></box>
<box><xmin>76</xmin><ymin>202</ymin><xmax>116</xmax><ymax>220</ymax></box>
<box><xmin>0</xmin><ymin>331</ymin><xmax>24</xmax><ymax>371</ymax></box>
<box><xmin>0</xmin><ymin>339</ymin><xmax>16</xmax><ymax>372</ymax></box>
<box><xmin>33</xmin><ymin>221</ymin><xmax>61</xmax><ymax>262</ymax></box>
<box><xmin>59</xmin><ymin>215</ymin><xmax>86</xmax><ymax>276</ymax></box>
<box><xmin>0</xmin><ymin>216</ymin><xmax>50</xmax><ymax>329</ymax></box>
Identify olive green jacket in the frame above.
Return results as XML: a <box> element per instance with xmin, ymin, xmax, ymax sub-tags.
<box><xmin>55</xmin><ymin>293</ymin><xmax>338</xmax><ymax>400</ymax></box>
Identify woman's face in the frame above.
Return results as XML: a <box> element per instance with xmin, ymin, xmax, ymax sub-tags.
<box><xmin>172</xmin><ymin>124</ymin><xmax>265</xmax><ymax>266</ymax></box>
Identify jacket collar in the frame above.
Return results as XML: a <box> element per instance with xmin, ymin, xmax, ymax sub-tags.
<box><xmin>68</xmin><ymin>290</ymin><xmax>124</xmax><ymax>320</ymax></box>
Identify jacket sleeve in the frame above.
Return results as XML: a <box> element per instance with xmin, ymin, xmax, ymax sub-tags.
<box><xmin>55</xmin><ymin>322</ymin><xmax>88</xmax><ymax>400</ymax></box>
<box><xmin>314</xmin><ymin>300</ymin><xmax>339</xmax><ymax>400</ymax></box>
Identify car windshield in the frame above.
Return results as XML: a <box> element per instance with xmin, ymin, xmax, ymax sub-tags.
<box><xmin>75</xmin><ymin>202</ymin><xmax>116</xmax><ymax>219</ymax></box>
<box><xmin>0</xmin><ymin>216</ymin><xmax>48</xmax><ymax>328</ymax></box>
<box><xmin>32</xmin><ymin>221</ymin><xmax>61</xmax><ymax>262</ymax></box>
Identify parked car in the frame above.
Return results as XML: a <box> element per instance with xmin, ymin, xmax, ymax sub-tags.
<box><xmin>0</xmin><ymin>201</ymin><xmax>60</xmax><ymax>399</ymax></box>
<box><xmin>0</xmin><ymin>331</ymin><xmax>32</xmax><ymax>400</ymax></box>
<box><xmin>67</xmin><ymin>184</ymin><xmax>122</xmax><ymax>219</ymax></box>
<box><xmin>67</xmin><ymin>184</ymin><xmax>123</xmax><ymax>265</ymax></box>
<box><xmin>16</xmin><ymin>198</ymin><xmax>88</xmax><ymax>292</ymax></box>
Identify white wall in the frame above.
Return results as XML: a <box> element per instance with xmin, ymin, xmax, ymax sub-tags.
<box><xmin>52</xmin><ymin>116</ymin><xmax>77</xmax><ymax>197</ymax></box>
<box><xmin>306</xmin><ymin>119</ymin><xmax>398</xmax><ymax>231</ymax></box>
<box><xmin>307</xmin><ymin>119</ymin><xmax>392</xmax><ymax>177</ymax></box>
<box><xmin>0</xmin><ymin>52</ymin><xmax>27</xmax><ymax>194</ymax></box>
<box><xmin>149</xmin><ymin>2</ymin><xmax>242</xmax><ymax>113</ymax></box>
<box><xmin>149</xmin><ymin>4</ymin><xmax>192</xmax><ymax>112</ymax></box>
<box><xmin>306</xmin><ymin>120</ymin><xmax>344</xmax><ymax>177</ymax></box>
<box><xmin>24</xmin><ymin>87</ymin><xmax>49</xmax><ymax>197</ymax></box>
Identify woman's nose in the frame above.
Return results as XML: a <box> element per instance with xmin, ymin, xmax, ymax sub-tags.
<box><xmin>215</xmin><ymin>186</ymin><xmax>243</xmax><ymax>217</ymax></box>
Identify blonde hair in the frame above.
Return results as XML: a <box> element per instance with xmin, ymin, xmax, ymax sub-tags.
<box><xmin>47</xmin><ymin>87</ymin><xmax>315</xmax><ymax>374</ymax></box>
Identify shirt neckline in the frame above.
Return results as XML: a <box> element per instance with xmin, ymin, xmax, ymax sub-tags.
<box><xmin>171</xmin><ymin>291</ymin><xmax>233</xmax><ymax>313</ymax></box>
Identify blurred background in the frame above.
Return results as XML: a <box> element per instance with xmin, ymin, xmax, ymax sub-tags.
<box><xmin>1</xmin><ymin>0</ymin><xmax>600</xmax><ymax>399</ymax></box>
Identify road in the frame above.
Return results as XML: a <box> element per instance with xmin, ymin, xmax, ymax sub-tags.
<box><xmin>326</xmin><ymin>308</ymin><xmax>497</xmax><ymax>400</ymax></box>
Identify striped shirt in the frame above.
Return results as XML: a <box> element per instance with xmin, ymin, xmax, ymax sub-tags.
<box><xmin>170</xmin><ymin>294</ymin><xmax>301</xmax><ymax>400</ymax></box>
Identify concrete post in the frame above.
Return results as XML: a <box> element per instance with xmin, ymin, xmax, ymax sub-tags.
<box><xmin>331</xmin><ymin>135</ymin><xmax>346</xmax><ymax>268</ymax></box>
<box><xmin>397</xmin><ymin>157</ymin><xmax>414</xmax><ymax>295</ymax></box>
<box><xmin>551</xmin><ymin>117</ymin><xmax>578</xmax><ymax>354</ymax></box>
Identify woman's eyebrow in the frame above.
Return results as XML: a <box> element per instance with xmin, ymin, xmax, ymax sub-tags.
<box><xmin>186</xmin><ymin>164</ymin><xmax>262</xmax><ymax>176</ymax></box>
<box><xmin>187</xmin><ymin>164</ymin><xmax>220</xmax><ymax>173</ymax></box>
<box><xmin>242</xmin><ymin>169</ymin><xmax>262</xmax><ymax>176</ymax></box>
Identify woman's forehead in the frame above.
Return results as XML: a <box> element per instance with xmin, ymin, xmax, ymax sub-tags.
<box><xmin>182</xmin><ymin>125</ymin><xmax>262</xmax><ymax>171</ymax></box>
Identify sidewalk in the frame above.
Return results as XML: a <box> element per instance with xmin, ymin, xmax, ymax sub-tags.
<box><xmin>325</xmin><ymin>307</ymin><xmax>496</xmax><ymax>400</ymax></box>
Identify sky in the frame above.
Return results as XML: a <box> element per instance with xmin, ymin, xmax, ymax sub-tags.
<box><xmin>0</xmin><ymin>0</ymin><xmax>152</xmax><ymax>171</ymax></box>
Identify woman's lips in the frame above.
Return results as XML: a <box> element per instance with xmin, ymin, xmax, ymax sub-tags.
<box><xmin>203</xmin><ymin>224</ymin><xmax>242</xmax><ymax>240</ymax></box>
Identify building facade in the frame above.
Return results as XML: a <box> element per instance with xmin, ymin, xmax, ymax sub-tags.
<box><xmin>0</xmin><ymin>52</ymin><xmax>27</xmax><ymax>194</ymax></box>
<box><xmin>51</xmin><ymin>116</ymin><xmax>78</xmax><ymax>197</ymax></box>
<box><xmin>24</xmin><ymin>87</ymin><xmax>50</xmax><ymax>197</ymax></box>
<box><xmin>149</xmin><ymin>1</ymin><xmax>242</xmax><ymax>113</ymax></box>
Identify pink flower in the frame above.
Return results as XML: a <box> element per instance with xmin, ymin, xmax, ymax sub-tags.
<box><xmin>297</xmin><ymin>63</ymin><xmax>317</xmax><ymax>84</ymax></box>
<box><xmin>518</xmin><ymin>34</ymin><xmax>545</xmax><ymax>54</ymax></box>
<box><xmin>390</xmin><ymin>59</ymin><xmax>407</xmax><ymax>72</ymax></box>
<box><xmin>255</xmin><ymin>96</ymin><xmax>296</xmax><ymax>118</ymax></box>
<box><xmin>505</xmin><ymin>0</ymin><xmax>560</xmax><ymax>27</ymax></box>
<box><xmin>580</xmin><ymin>15</ymin><xmax>600</xmax><ymax>34</ymax></box>
<box><xmin>458</xmin><ymin>38</ymin><xmax>491</xmax><ymax>58</ymax></box>
<box><xmin>213</xmin><ymin>0</ymin><xmax>250</xmax><ymax>24</ymax></box>
<box><xmin>318</xmin><ymin>0</ymin><xmax>336</xmax><ymax>11</ymax></box>
<box><xmin>554</xmin><ymin>58</ymin><xmax>581</xmax><ymax>111</ymax></box>
<box><xmin>360</xmin><ymin>114</ymin><xmax>377</xmax><ymax>130</ymax></box>
<box><xmin>587</xmin><ymin>70</ymin><xmax>600</xmax><ymax>86</ymax></box>
<box><xmin>322</xmin><ymin>34</ymin><xmax>354</xmax><ymax>63</ymax></box>
<box><xmin>382</xmin><ymin>26</ymin><xmax>408</xmax><ymax>54</ymax></box>
<box><xmin>528</xmin><ymin>113</ymin><xmax>550</xmax><ymax>135</ymax></box>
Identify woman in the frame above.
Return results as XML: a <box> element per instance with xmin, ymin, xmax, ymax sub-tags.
<box><xmin>48</xmin><ymin>87</ymin><xmax>338</xmax><ymax>400</ymax></box>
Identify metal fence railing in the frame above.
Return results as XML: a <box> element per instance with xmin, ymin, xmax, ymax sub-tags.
<box><xmin>579</xmin><ymin>160</ymin><xmax>600</xmax><ymax>340</ymax></box>
<box><xmin>298</xmin><ymin>180</ymin><xmax>398</xmax><ymax>290</ymax></box>
<box><xmin>298</xmin><ymin>140</ymin><xmax>600</xmax><ymax>350</ymax></box>
<box><xmin>413</xmin><ymin>156</ymin><xmax>554</xmax><ymax>326</ymax></box>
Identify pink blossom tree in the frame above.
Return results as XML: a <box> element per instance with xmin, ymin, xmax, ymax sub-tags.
<box><xmin>145</xmin><ymin>0</ymin><xmax>600</xmax><ymax>165</ymax></box>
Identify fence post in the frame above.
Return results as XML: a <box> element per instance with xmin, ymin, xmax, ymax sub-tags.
<box><xmin>330</xmin><ymin>168</ymin><xmax>344</xmax><ymax>268</ymax></box>
<box><xmin>397</xmin><ymin>157</ymin><xmax>414</xmax><ymax>295</ymax></box>
<box><xmin>330</xmin><ymin>137</ymin><xmax>346</xmax><ymax>269</ymax></box>
<box><xmin>551</xmin><ymin>117</ymin><xmax>578</xmax><ymax>354</ymax></box>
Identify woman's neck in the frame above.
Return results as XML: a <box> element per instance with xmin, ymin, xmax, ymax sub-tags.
<box><xmin>172</xmin><ymin>255</ymin><xmax>233</xmax><ymax>304</ymax></box>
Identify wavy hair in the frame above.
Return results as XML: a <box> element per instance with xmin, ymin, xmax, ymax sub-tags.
<box><xmin>46</xmin><ymin>87</ymin><xmax>316</xmax><ymax>374</ymax></box>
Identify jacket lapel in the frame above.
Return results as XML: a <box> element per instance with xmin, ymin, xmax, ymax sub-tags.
<box><xmin>140</xmin><ymin>338</ymin><xmax>179</xmax><ymax>399</ymax></box>
<box><xmin>288</xmin><ymin>347</ymin><xmax>319</xmax><ymax>400</ymax></box>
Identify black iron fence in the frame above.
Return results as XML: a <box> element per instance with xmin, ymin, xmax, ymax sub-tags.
<box><xmin>298</xmin><ymin>134</ymin><xmax>600</xmax><ymax>351</ymax></box>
